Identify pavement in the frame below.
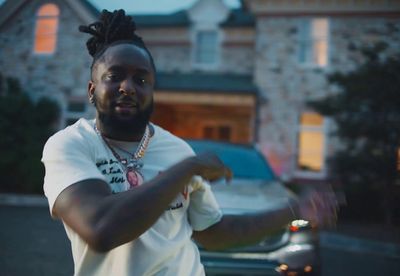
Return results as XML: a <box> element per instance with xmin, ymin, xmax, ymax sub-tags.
<box><xmin>1</xmin><ymin>193</ymin><xmax>399</xmax><ymax>259</ymax></box>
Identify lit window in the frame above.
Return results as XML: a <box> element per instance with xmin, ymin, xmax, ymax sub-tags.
<box><xmin>297</xmin><ymin>112</ymin><xmax>325</xmax><ymax>172</ymax></box>
<box><xmin>203</xmin><ymin>125</ymin><xmax>232</xmax><ymax>142</ymax></box>
<box><xmin>397</xmin><ymin>148</ymin><xmax>400</xmax><ymax>172</ymax></box>
<box><xmin>298</xmin><ymin>18</ymin><xmax>329</xmax><ymax>67</ymax></box>
<box><xmin>34</xmin><ymin>4</ymin><xmax>60</xmax><ymax>54</ymax></box>
<box><xmin>195</xmin><ymin>30</ymin><xmax>218</xmax><ymax>65</ymax></box>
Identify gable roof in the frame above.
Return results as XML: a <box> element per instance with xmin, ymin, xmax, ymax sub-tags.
<box><xmin>0</xmin><ymin>0</ymin><xmax>253</xmax><ymax>30</ymax></box>
<box><xmin>0</xmin><ymin>0</ymin><xmax>98</xmax><ymax>29</ymax></box>
<box><xmin>132</xmin><ymin>7</ymin><xmax>254</xmax><ymax>29</ymax></box>
<box><xmin>221</xmin><ymin>8</ymin><xmax>255</xmax><ymax>27</ymax></box>
<box><xmin>132</xmin><ymin>10</ymin><xmax>190</xmax><ymax>28</ymax></box>
<box><xmin>0</xmin><ymin>0</ymin><xmax>25</xmax><ymax>29</ymax></box>
<box><xmin>77</xmin><ymin>0</ymin><xmax>100</xmax><ymax>17</ymax></box>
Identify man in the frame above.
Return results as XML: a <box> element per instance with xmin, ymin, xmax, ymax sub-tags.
<box><xmin>42</xmin><ymin>9</ymin><xmax>336</xmax><ymax>276</ymax></box>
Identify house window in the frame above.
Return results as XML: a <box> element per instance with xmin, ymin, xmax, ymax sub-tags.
<box><xmin>67</xmin><ymin>102</ymin><xmax>86</xmax><ymax>113</ymax></box>
<box><xmin>397</xmin><ymin>148</ymin><xmax>400</xmax><ymax>172</ymax></box>
<box><xmin>34</xmin><ymin>3</ymin><xmax>60</xmax><ymax>54</ymax></box>
<box><xmin>65</xmin><ymin>100</ymin><xmax>86</xmax><ymax>126</ymax></box>
<box><xmin>298</xmin><ymin>18</ymin><xmax>329</xmax><ymax>67</ymax></box>
<box><xmin>203</xmin><ymin>124</ymin><xmax>232</xmax><ymax>142</ymax></box>
<box><xmin>194</xmin><ymin>30</ymin><xmax>218</xmax><ymax>65</ymax></box>
<box><xmin>297</xmin><ymin>112</ymin><xmax>325</xmax><ymax>172</ymax></box>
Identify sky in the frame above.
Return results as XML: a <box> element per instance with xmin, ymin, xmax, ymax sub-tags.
<box><xmin>0</xmin><ymin>0</ymin><xmax>240</xmax><ymax>14</ymax></box>
<box><xmin>90</xmin><ymin>0</ymin><xmax>240</xmax><ymax>14</ymax></box>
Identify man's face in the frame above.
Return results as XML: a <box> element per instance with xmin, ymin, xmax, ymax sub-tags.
<box><xmin>89</xmin><ymin>43</ymin><xmax>155</xmax><ymax>132</ymax></box>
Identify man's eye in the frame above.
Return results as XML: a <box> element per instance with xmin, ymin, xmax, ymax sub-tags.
<box><xmin>106</xmin><ymin>74</ymin><xmax>121</xmax><ymax>81</ymax></box>
<box><xmin>135</xmin><ymin>77</ymin><xmax>146</xmax><ymax>85</ymax></box>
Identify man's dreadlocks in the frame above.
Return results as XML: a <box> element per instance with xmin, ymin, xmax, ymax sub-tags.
<box><xmin>79</xmin><ymin>9</ymin><xmax>156</xmax><ymax>74</ymax></box>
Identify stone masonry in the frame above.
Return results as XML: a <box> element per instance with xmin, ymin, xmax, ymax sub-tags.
<box><xmin>0</xmin><ymin>0</ymin><xmax>93</xmax><ymax>128</ymax></box>
<box><xmin>255</xmin><ymin>15</ymin><xmax>400</xmax><ymax>178</ymax></box>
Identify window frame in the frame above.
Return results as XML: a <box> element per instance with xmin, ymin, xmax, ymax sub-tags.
<box><xmin>294</xmin><ymin>112</ymin><xmax>329</xmax><ymax>179</ymax></box>
<box><xmin>297</xmin><ymin>17</ymin><xmax>330</xmax><ymax>68</ymax></box>
<box><xmin>191</xmin><ymin>27</ymin><xmax>221</xmax><ymax>70</ymax></box>
<box><xmin>64</xmin><ymin>98</ymin><xmax>88</xmax><ymax>127</ymax></box>
<box><xmin>199</xmin><ymin>120</ymin><xmax>235</xmax><ymax>142</ymax></box>
<box><xmin>33</xmin><ymin>3</ymin><xmax>60</xmax><ymax>55</ymax></box>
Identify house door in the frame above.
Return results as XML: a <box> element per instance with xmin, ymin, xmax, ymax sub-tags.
<box><xmin>151</xmin><ymin>100</ymin><xmax>255</xmax><ymax>144</ymax></box>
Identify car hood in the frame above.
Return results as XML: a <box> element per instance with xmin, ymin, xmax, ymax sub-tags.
<box><xmin>210</xmin><ymin>179</ymin><xmax>296</xmax><ymax>215</ymax></box>
<box><xmin>203</xmin><ymin>179</ymin><xmax>297</xmax><ymax>253</ymax></box>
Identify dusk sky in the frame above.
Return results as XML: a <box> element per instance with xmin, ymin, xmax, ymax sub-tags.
<box><xmin>91</xmin><ymin>0</ymin><xmax>239</xmax><ymax>14</ymax></box>
<box><xmin>0</xmin><ymin>0</ymin><xmax>240</xmax><ymax>14</ymax></box>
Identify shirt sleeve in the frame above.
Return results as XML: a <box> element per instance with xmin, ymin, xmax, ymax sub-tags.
<box><xmin>188</xmin><ymin>176</ymin><xmax>223</xmax><ymax>231</ymax></box>
<box><xmin>42</xmin><ymin>131</ymin><xmax>106</xmax><ymax>216</ymax></box>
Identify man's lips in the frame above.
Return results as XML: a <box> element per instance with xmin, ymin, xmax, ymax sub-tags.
<box><xmin>115</xmin><ymin>101</ymin><xmax>138</xmax><ymax>112</ymax></box>
<box><xmin>116</xmin><ymin>102</ymin><xmax>136</xmax><ymax>107</ymax></box>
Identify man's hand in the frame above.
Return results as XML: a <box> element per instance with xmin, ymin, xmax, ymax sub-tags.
<box><xmin>295</xmin><ymin>187</ymin><xmax>339</xmax><ymax>228</ymax></box>
<box><xmin>188</xmin><ymin>152</ymin><xmax>233</xmax><ymax>183</ymax></box>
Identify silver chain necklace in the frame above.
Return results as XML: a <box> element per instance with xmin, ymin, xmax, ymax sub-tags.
<box><xmin>94</xmin><ymin>122</ymin><xmax>151</xmax><ymax>188</ymax></box>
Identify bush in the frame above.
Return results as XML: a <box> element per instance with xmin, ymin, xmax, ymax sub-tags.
<box><xmin>309</xmin><ymin>44</ymin><xmax>400</xmax><ymax>225</ymax></box>
<box><xmin>0</xmin><ymin>73</ymin><xmax>60</xmax><ymax>194</ymax></box>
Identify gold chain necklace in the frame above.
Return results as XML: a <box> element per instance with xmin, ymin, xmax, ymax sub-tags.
<box><xmin>95</xmin><ymin>123</ymin><xmax>151</xmax><ymax>189</ymax></box>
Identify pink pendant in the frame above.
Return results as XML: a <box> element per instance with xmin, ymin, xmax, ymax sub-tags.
<box><xmin>126</xmin><ymin>168</ymin><xmax>144</xmax><ymax>189</ymax></box>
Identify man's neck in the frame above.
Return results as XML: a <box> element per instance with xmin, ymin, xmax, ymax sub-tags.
<box><xmin>95</xmin><ymin>119</ymin><xmax>147</xmax><ymax>142</ymax></box>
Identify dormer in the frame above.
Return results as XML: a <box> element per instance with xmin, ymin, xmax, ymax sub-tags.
<box><xmin>188</xmin><ymin>0</ymin><xmax>230</xmax><ymax>70</ymax></box>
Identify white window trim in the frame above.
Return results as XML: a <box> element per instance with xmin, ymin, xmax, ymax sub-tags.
<box><xmin>32</xmin><ymin>3</ymin><xmax>60</xmax><ymax>56</ymax></box>
<box><xmin>191</xmin><ymin>27</ymin><xmax>222</xmax><ymax>71</ymax></box>
<box><xmin>297</xmin><ymin>17</ymin><xmax>330</xmax><ymax>69</ymax></box>
<box><xmin>293</xmin><ymin>113</ymin><xmax>330</xmax><ymax>179</ymax></box>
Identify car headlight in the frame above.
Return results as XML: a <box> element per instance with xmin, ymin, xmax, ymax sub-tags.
<box><xmin>289</xmin><ymin>219</ymin><xmax>310</xmax><ymax>232</ymax></box>
<box><xmin>275</xmin><ymin>263</ymin><xmax>314</xmax><ymax>275</ymax></box>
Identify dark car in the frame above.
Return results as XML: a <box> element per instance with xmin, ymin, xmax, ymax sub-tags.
<box><xmin>187</xmin><ymin>140</ymin><xmax>321</xmax><ymax>276</ymax></box>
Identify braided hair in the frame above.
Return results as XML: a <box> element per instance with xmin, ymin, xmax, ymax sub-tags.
<box><xmin>79</xmin><ymin>9</ymin><xmax>156</xmax><ymax>76</ymax></box>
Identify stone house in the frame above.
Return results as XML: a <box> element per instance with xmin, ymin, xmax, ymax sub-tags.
<box><xmin>0</xmin><ymin>0</ymin><xmax>399</xmax><ymax>182</ymax></box>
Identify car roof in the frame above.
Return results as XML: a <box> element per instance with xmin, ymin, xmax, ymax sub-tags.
<box><xmin>186</xmin><ymin>139</ymin><xmax>276</xmax><ymax>181</ymax></box>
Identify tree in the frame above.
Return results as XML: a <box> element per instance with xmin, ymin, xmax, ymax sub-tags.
<box><xmin>309</xmin><ymin>43</ymin><xmax>400</xmax><ymax>226</ymax></box>
<box><xmin>0</xmin><ymin>72</ymin><xmax>60</xmax><ymax>194</ymax></box>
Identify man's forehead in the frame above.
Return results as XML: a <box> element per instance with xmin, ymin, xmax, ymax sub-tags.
<box><xmin>96</xmin><ymin>44</ymin><xmax>152</xmax><ymax>71</ymax></box>
<box><xmin>91</xmin><ymin>43</ymin><xmax>156</xmax><ymax>81</ymax></box>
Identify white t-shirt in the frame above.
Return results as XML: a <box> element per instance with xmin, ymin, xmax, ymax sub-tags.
<box><xmin>42</xmin><ymin>118</ymin><xmax>222</xmax><ymax>276</ymax></box>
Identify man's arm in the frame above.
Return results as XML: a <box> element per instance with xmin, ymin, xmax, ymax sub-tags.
<box><xmin>53</xmin><ymin>153</ymin><xmax>232</xmax><ymax>253</ymax></box>
<box><xmin>193</xmin><ymin>205</ymin><xmax>295</xmax><ymax>251</ymax></box>
<box><xmin>193</xmin><ymin>190</ymin><xmax>337</xmax><ymax>251</ymax></box>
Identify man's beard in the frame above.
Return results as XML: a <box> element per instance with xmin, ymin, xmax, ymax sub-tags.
<box><xmin>98</xmin><ymin>99</ymin><xmax>154</xmax><ymax>135</ymax></box>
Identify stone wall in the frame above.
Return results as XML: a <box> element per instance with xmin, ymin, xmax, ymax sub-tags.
<box><xmin>0</xmin><ymin>0</ymin><xmax>93</xmax><ymax>127</ymax></box>
<box><xmin>140</xmin><ymin>27</ymin><xmax>255</xmax><ymax>74</ymax></box>
<box><xmin>255</xmin><ymin>15</ymin><xmax>400</xmax><ymax>178</ymax></box>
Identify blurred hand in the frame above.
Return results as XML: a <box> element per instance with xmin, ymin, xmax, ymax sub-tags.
<box><xmin>295</xmin><ymin>187</ymin><xmax>338</xmax><ymax>228</ymax></box>
<box><xmin>188</xmin><ymin>152</ymin><xmax>233</xmax><ymax>183</ymax></box>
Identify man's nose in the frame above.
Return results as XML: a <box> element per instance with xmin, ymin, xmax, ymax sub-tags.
<box><xmin>119</xmin><ymin>78</ymin><xmax>135</xmax><ymax>95</ymax></box>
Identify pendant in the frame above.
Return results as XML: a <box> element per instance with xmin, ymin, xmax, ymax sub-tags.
<box><xmin>126</xmin><ymin>167</ymin><xmax>144</xmax><ymax>189</ymax></box>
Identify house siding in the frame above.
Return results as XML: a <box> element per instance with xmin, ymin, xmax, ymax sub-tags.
<box><xmin>254</xmin><ymin>15</ymin><xmax>400</xmax><ymax>177</ymax></box>
<box><xmin>0</xmin><ymin>0</ymin><xmax>93</xmax><ymax>126</ymax></box>
<box><xmin>1</xmin><ymin>0</ymin><xmax>399</xmax><ymax>179</ymax></box>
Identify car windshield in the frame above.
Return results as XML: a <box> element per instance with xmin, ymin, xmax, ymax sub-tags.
<box><xmin>187</xmin><ymin>140</ymin><xmax>276</xmax><ymax>181</ymax></box>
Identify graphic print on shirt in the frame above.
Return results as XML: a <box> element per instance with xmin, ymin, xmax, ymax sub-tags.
<box><xmin>157</xmin><ymin>171</ymin><xmax>190</xmax><ymax>211</ymax></box>
<box><xmin>96</xmin><ymin>158</ymin><xmax>143</xmax><ymax>193</ymax></box>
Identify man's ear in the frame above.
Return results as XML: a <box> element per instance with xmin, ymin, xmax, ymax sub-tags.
<box><xmin>88</xmin><ymin>81</ymin><xmax>96</xmax><ymax>105</ymax></box>
<box><xmin>88</xmin><ymin>81</ymin><xmax>95</xmax><ymax>99</ymax></box>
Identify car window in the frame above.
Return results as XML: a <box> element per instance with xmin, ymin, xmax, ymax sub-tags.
<box><xmin>187</xmin><ymin>140</ymin><xmax>276</xmax><ymax>181</ymax></box>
